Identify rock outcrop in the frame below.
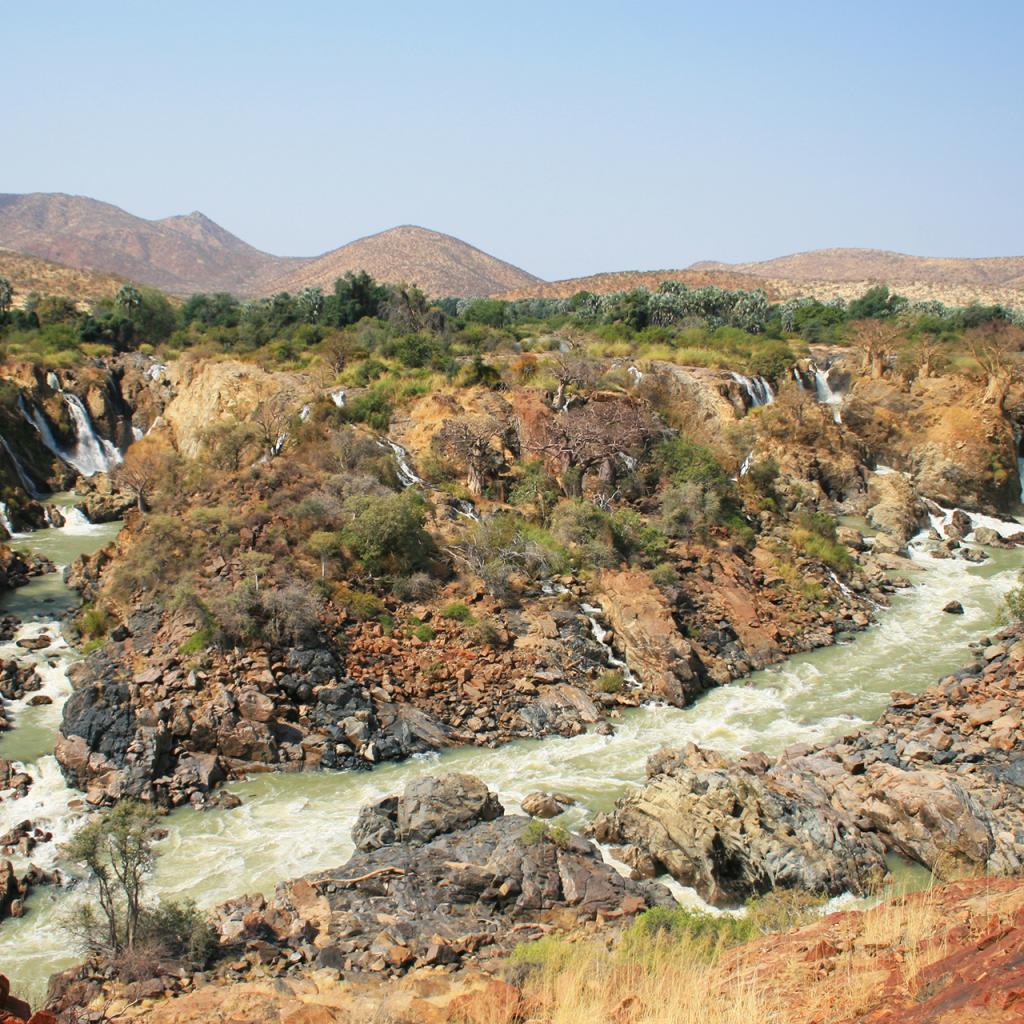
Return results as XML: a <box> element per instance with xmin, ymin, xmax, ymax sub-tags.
<box><xmin>212</xmin><ymin>774</ymin><xmax>670</xmax><ymax>978</ymax></box>
<box><xmin>595</xmin><ymin>624</ymin><xmax>1024</xmax><ymax>901</ymax></box>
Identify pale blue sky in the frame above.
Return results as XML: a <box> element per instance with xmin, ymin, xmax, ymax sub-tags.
<box><xmin>3</xmin><ymin>1</ymin><xmax>1021</xmax><ymax>279</ymax></box>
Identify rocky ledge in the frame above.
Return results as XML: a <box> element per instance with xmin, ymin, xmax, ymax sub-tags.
<box><xmin>48</xmin><ymin>773</ymin><xmax>669</xmax><ymax>1015</ymax></box>
<box><xmin>593</xmin><ymin>623</ymin><xmax>1024</xmax><ymax>904</ymax></box>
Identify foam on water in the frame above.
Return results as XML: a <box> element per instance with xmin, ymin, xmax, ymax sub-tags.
<box><xmin>0</xmin><ymin>511</ymin><xmax>1020</xmax><ymax>1001</ymax></box>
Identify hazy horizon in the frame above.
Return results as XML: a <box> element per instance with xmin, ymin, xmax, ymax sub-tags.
<box><xmin>4</xmin><ymin>1</ymin><xmax>1022</xmax><ymax>279</ymax></box>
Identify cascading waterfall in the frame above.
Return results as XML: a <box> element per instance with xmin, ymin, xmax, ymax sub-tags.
<box><xmin>729</xmin><ymin>372</ymin><xmax>775</xmax><ymax>407</ymax></box>
<box><xmin>581</xmin><ymin>602</ymin><xmax>640</xmax><ymax>688</ymax></box>
<box><xmin>331</xmin><ymin>388</ymin><xmax>346</xmax><ymax>408</ymax></box>
<box><xmin>811</xmin><ymin>362</ymin><xmax>843</xmax><ymax>423</ymax></box>
<box><xmin>627</xmin><ymin>366</ymin><xmax>644</xmax><ymax>385</ymax></box>
<box><xmin>379</xmin><ymin>438</ymin><xmax>423</xmax><ymax>487</ymax></box>
<box><xmin>0</xmin><ymin>434</ymin><xmax>43</xmax><ymax>499</ymax></box>
<box><xmin>0</xmin><ymin>502</ymin><xmax>17</xmax><ymax>538</ymax></box>
<box><xmin>738</xmin><ymin>451</ymin><xmax>754</xmax><ymax>477</ymax></box>
<box><xmin>20</xmin><ymin>392</ymin><xmax>122</xmax><ymax>478</ymax></box>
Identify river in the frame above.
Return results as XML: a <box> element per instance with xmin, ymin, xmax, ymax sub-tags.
<box><xmin>0</xmin><ymin>503</ymin><xmax>1020</xmax><ymax>1002</ymax></box>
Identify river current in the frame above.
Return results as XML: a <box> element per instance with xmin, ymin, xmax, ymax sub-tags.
<box><xmin>0</xmin><ymin>498</ymin><xmax>1020</xmax><ymax>1001</ymax></box>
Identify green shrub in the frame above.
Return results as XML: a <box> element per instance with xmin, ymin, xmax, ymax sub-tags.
<box><xmin>1006</xmin><ymin>571</ymin><xmax>1024</xmax><ymax>620</ymax></box>
<box><xmin>413</xmin><ymin>623</ymin><xmax>435</xmax><ymax>641</ymax></box>
<box><xmin>137</xmin><ymin>898</ymin><xmax>218</xmax><ymax>966</ymax></box>
<box><xmin>179</xmin><ymin>626</ymin><xmax>215</xmax><ymax>656</ymax></box>
<box><xmin>522</xmin><ymin>818</ymin><xmax>571</xmax><ymax>848</ymax></box>
<box><xmin>510</xmin><ymin>934</ymin><xmax>576</xmax><ymax>969</ymax></box>
<box><xmin>595</xmin><ymin>670</ymin><xmax>624</xmax><ymax>694</ymax></box>
<box><xmin>440</xmin><ymin>601</ymin><xmax>474</xmax><ymax>622</ymax></box>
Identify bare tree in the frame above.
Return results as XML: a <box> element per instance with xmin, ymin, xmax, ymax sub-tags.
<box><xmin>433</xmin><ymin>414</ymin><xmax>512</xmax><ymax>496</ymax></box>
<box><xmin>549</xmin><ymin>352</ymin><xmax>601</xmax><ymax>410</ymax></box>
<box><xmin>849</xmin><ymin>319</ymin><xmax>902</xmax><ymax>379</ymax></box>
<box><xmin>522</xmin><ymin>398</ymin><xmax>658</xmax><ymax>496</ymax></box>
<box><xmin>113</xmin><ymin>438</ymin><xmax>176</xmax><ymax>512</ymax></box>
<box><xmin>251</xmin><ymin>396</ymin><xmax>292</xmax><ymax>457</ymax></box>
<box><xmin>967</xmin><ymin>320</ymin><xmax>1024</xmax><ymax>409</ymax></box>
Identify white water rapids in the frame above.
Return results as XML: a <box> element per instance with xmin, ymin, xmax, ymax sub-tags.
<box><xmin>1</xmin><ymin>498</ymin><xmax>1022</xmax><ymax>1000</ymax></box>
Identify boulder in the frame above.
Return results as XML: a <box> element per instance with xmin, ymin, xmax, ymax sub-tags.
<box><xmin>353</xmin><ymin>773</ymin><xmax>503</xmax><ymax>851</ymax></box>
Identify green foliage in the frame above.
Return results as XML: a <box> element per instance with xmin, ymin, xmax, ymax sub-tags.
<box><xmin>745</xmin><ymin>457</ymin><xmax>780</xmax><ymax>495</ymax></box>
<box><xmin>440</xmin><ymin>601</ymin><xmax>474</xmax><ymax>622</ymax></box>
<box><xmin>1005</xmin><ymin>571</ymin><xmax>1024</xmax><ymax>621</ymax></box>
<box><xmin>522</xmin><ymin>817</ymin><xmax>572</xmax><ymax>848</ymax></box>
<box><xmin>77</xmin><ymin>603</ymin><xmax>114</xmax><ymax>641</ymax></box>
<box><xmin>510</xmin><ymin>934</ymin><xmax>577</xmax><ymax>969</ymax></box>
<box><xmin>137</xmin><ymin>898</ymin><xmax>218</xmax><ymax>966</ymax></box>
<box><xmin>413</xmin><ymin>623</ymin><xmax>436</xmax><ymax>641</ymax></box>
<box><xmin>595</xmin><ymin>670</ymin><xmax>624</xmax><ymax>693</ymax></box>
<box><xmin>62</xmin><ymin>801</ymin><xmax>160</xmax><ymax>957</ymax></box>
<box><xmin>333</xmin><ymin>585</ymin><xmax>386</xmax><ymax>621</ymax></box>
<box><xmin>341</xmin><ymin>491</ymin><xmax>432</xmax><ymax>575</ymax></box>
<box><xmin>657</xmin><ymin>437</ymin><xmax>730</xmax><ymax>488</ymax></box>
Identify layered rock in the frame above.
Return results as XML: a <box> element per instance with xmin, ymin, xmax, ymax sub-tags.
<box><xmin>595</xmin><ymin>624</ymin><xmax>1024</xmax><ymax>902</ymax></box>
<box><xmin>212</xmin><ymin>773</ymin><xmax>670</xmax><ymax>979</ymax></box>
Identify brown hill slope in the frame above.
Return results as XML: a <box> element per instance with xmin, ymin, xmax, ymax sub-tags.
<box><xmin>496</xmin><ymin>267</ymin><xmax>777</xmax><ymax>300</ymax></box>
<box><xmin>265</xmin><ymin>225</ymin><xmax>542</xmax><ymax>298</ymax></box>
<box><xmin>693</xmin><ymin>247</ymin><xmax>1024</xmax><ymax>289</ymax></box>
<box><xmin>0</xmin><ymin>248</ymin><xmax>126</xmax><ymax>307</ymax></box>
<box><xmin>0</xmin><ymin>193</ymin><xmax>305</xmax><ymax>296</ymax></box>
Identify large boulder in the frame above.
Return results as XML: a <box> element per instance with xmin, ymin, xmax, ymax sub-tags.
<box><xmin>595</xmin><ymin>570</ymin><xmax>707</xmax><ymax>706</ymax></box>
<box><xmin>353</xmin><ymin>773</ymin><xmax>503</xmax><ymax>851</ymax></box>
<box><xmin>591</xmin><ymin>745</ymin><xmax>886</xmax><ymax>905</ymax></box>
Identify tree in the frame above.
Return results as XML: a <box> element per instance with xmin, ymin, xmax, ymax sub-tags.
<box><xmin>0</xmin><ymin>276</ymin><xmax>12</xmax><ymax>314</ymax></box>
<box><xmin>307</xmin><ymin>530</ymin><xmax>344</xmax><ymax>578</ymax></box>
<box><xmin>251</xmin><ymin>396</ymin><xmax>292</xmax><ymax>457</ymax></box>
<box><xmin>342</xmin><ymin>491</ymin><xmax>432</xmax><ymax>575</ymax></box>
<box><xmin>432</xmin><ymin>415</ymin><xmax>511</xmax><ymax>497</ymax></box>
<box><xmin>296</xmin><ymin>286</ymin><xmax>325</xmax><ymax>323</ymax></box>
<box><xmin>523</xmin><ymin>398</ymin><xmax>658</xmax><ymax>496</ymax></box>
<box><xmin>63</xmin><ymin>801</ymin><xmax>158</xmax><ymax>956</ymax></box>
<box><xmin>115</xmin><ymin>284</ymin><xmax>143</xmax><ymax>321</ymax></box>
<box><xmin>849</xmin><ymin>318</ymin><xmax>902</xmax><ymax>379</ymax></box>
<box><xmin>967</xmin><ymin>319</ymin><xmax>1024</xmax><ymax>409</ymax></box>
<box><xmin>549</xmin><ymin>352</ymin><xmax>600</xmax><ymax>410</ymax></box>
<box><xmin>113</xmin><ymin>438</ymin><xmax>176</xmax><ymax>511</ymax></box>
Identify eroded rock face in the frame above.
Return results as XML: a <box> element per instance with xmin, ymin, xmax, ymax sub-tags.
<box><xmin>594</xmin><ymin>624</ymin><xmax>1024</xmax><ymax>901</ymax></box>
<box><xmin>595</xmin><ymin>569</ymin><xmax>707</xmax><ymax>706</ymax></box>
<box><xmin>866</xmin><ymin>471</ymin><xmax>924</xmax><ymax>544</ymax></box>
<box><xmin>352</xmin><ymin>773</ymin><xmax>503</xmax><ymax>851</ymax></box>
<box><xmin>591</xmin><ymin>745</ymin><xmax>886</xmax><ymax>905</ymax></box>
<box><xmin>214</xmin><ymin>774</ymin><xmax>671</xmax><ymax>979</ymax></box>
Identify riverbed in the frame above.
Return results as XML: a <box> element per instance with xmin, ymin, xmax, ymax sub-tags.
<box><xmin>0</xmin><ymin>507</ymin><xmax>1020</xmax><ymax>1001</ymax></box>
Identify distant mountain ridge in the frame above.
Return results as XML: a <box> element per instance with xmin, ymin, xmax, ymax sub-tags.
<box><xmin>691</xmin><ymin>247</ymin><xmax>1024</xmax><ymax>290</ymax></box>
<box><xmin>1</xmin><ymin>194</ymin><xmax>1022</xmax><ymax>305</ymax></box>
<box><xmin>264</xmin><ymin>225</ymin><xmax>542</xmax><ymax>299</ymax></box>
<box><xmin>0</xmin><ymin>193</ymin><xmax>303</xmax><ymax>296</ymax></box>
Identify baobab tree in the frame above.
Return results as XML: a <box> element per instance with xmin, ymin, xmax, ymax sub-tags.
<box><xmin>849</xmin><ymin>318</ymin><xmax>902</xmax><ymax>379</ymax></box>
<box><xmin>432</xmin><ymin>414</ymin><xmax>513</xmax><ymax>497</ymax></box>
<box><xmin>523</xmin><ymin>398</ymin><xmax>658</xmax><ymax>496</ymax></box>
<box><xmin>548</xmin><ymin>352</ymin><xmax>600</xmax><ymax>410</ymax></box>
<box><xmin>967</xmin><ymin>319</ymin><xmax>1024</xmax><ymax>410</ymax></box>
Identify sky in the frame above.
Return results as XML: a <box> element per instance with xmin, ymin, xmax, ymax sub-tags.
<box><xmin>3</xmin><ymin>1</ymin><xmax>1022</xmax><ymax>280</ymax></box>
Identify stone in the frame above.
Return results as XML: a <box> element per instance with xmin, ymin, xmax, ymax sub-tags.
<box><xmin>943</xmin><ymin>601</ymin><xmax>964</xmax><ymax>615</ymax></box>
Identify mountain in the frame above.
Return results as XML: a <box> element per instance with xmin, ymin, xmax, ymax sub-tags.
<box><xmin>496</xmin><ymin>267</ymin><xmax>776</xmax><ymax>300</ymax></box>
<box><xmin>0</xmin><ymin>248</ymin><xmax>127</xmax><ymax>307</ymax></box>
<box><xmin>263</xmin><ymin>225</ymin><xmax>542</xmax><ymax>298</ymax></box>
<box><xmin>691</xmin><ymin>248</ymin><xmax>1024</xmax><ymax>290</ymax></box>
<box><xmin>0</xmin><ymin>193</ymin><xmax>304</xmax><ymax>296</ymax></box>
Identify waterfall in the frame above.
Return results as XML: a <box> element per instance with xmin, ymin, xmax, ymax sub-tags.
<box><xmin>21</xmin><ymin>392</ymin><xmax>122</xmax><ymax>478</ymax></box>
<box><xmin>730</xmin><ymin>372</ymin><xmax>775</xmax><ymax>407</ymax></box>
<box><xmin>331</xmin><ymin>389</ymin><xmax>346</xmax><ymax>408</ymax></box>
<box><xmin>0</xmin><ymin>502</ymin><xmax>16</xmax><ymax>538</ymax></box>
<box><xmin>379</xmin><ymin>438</ymin><xmax>422</xmax><ymax>487</ymax></box>
<box><xmin>0</xmin><ymin>435</ymin><xmax>43</xmax><ymax>499</ymax></box>
<box><xmin>299</xmin><ymin>405</ymin><xmax>311</xmax><ymax>423</ymax></box>
<box><xmin>739</xmin><ymin>451</ymin><xmax>754</xmax><ymax>477</ymax></box>
<box><xmin>581</xmin><ymin>603</ymin><xmax>640</xmax><ymax>688</ymax></box>
<box><xmin>811</xmin><ymin>362</ymin><xmax>843</xmax><ymax>423</ymax></box>
<box><xmin>453</xmin><ymin>499</ymin><xmax>480</xmax><ymax>521</ymax></box>
<box><xmin>62</xmin><ymin>394</ymin><xmax>123</xmax><ymax>475</ymax></box>
<box><xmin>627</xmin><ymin>366</ymin><xmax>644</xmax><ymax>386</ymax></box>
<box><xmin>131</xmin><ymin>425</ymin><xmax>145</xmax><ymax>442</ymax></box>
<box><xmin>147</xmin><ymin>363</ymin><xmax>168</xmax><ymax>381</ymax></box>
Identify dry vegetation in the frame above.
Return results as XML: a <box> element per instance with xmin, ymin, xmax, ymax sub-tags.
<box><xmin>0</xmin><ymin>248</ymin><xmax>125</xmax><ymax>308</ymax></box>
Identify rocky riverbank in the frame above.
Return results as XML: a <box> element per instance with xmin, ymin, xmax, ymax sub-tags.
<box><xmin>593</xmin><ymin>622</ymin><xmax>1024</xmax><ymax>903</ymax></box>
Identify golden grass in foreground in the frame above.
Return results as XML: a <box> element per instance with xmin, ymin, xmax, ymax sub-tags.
<box><xmin>452</xmin><ymin>879</ymin><xmax>1023</xmax><ymax>1024</ymax></box>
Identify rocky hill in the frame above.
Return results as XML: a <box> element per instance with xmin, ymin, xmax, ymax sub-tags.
<box><xmin>0</xmin><ymin>249</ymin><xmax>126</xmax><ymax>307</ymax></box>
<box><xmin>0</xmin><ymin>194</ymin><xmax>303</xmax><ymax>296</ymax></box>
<box><xmin>495</xmin><ymin>267</ymin><xmax>775</xmax><ymax>300</ymax></box>
<box><xmin>265</xmin><ymin>225</ymin><xmax>542</xmax><ymax>298</ymax></box>
<box><xmin>693</xmin><ymin>247</ymin><xmax>1024</xmax><ymax>287</ymax></box>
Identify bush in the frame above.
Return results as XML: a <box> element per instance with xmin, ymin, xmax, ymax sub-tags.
<box><xmin>413</xmin><ymin>623</ymin><xmax>435</xmax><ymax>641</ymax></box>
<box><xmin>522</xmin><ymin>818</ymin><xmax>572</xmax><ymax>848</ymax></box>
<box><xmin>342</xmin><ymin>491</ymin><xmax>433</xmax><ymax>575</ymax></box>
<box><xmin>1006</xmin><ymin>571</ymin><xmax>1024</xmax><ymax>620</ymax></box>
<box><xmin>440</xmin><ymin>601</ymin><xmax>474</xmax><ymax>622</ymax></box>
<box><xmin>595</xmin><ymin>670</ymin><xmax>624</xmax><ymax>694</ymax></box>
<box><xmin>660</xmin><ymin>481</ymin><xmax>723</xmax><ymax>539</ymax></box>
<box><xmin>137</xmin><ymin>898</ymin><xmax>218</xmax><ymax>966</ymax></box>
